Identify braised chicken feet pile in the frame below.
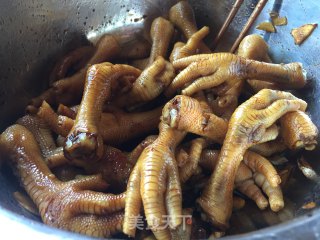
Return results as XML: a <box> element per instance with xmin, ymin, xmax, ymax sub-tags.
<box><xmin>0</xmin><ymin>1</ymin><xmax>318</xmax><ymax>239</ymax></box>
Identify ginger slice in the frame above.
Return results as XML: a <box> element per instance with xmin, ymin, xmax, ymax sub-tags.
<box><xmin>272</xmin><ymin>16</ymin><xmax>287</xmax><ymax>26</ymax></box>
<box><xmin>291</xmin><ymin>23</ymin><xmax>318</xmax><ymax>45</ymax></box>
<box><xmin>256</xmin><ymin>22</ymin><xmax>276</xmax><ymax>32</ymax></box>
<box><xmin>302</xmin><ymin>201</ymin><xmax>316</xmax><ymax>210</ymax></box>
<box><xmin>269</xmin><ymin>12</ymin><xmax>287</xmax><ymax>26</ymax></box>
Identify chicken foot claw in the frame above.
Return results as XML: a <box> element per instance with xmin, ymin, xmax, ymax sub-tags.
<box><xmin>148</xmin><ymin>17</ymin><xmax>174</xmax><ymax>65</ymax></box>
<box><xmin>168</xmin><ymin>1</ymin><xmax>211</xmax><ymax>53</ymax></box>
<box><xmin>52</xmin><ymin>34</ymin><xmax>149</xmax><ymax>105</ymax></box>
<box><xmin>170</xmin><ymin>26</ymin><xmax>210</xmax><ymax>62</ymax></box>
<box><xmin>162</xmin><ymin>95</ymin><xmax>228</xmax><ymax>143</ymax></box>
<box><xmin>178</xmin><ymin>138</ymin><xmax>207</xmax><ymax>183</ymax></box>
<box><xmin>166</xmin><ymin>53</ymin><xmax>307</xmax><ymax>97</ymax></box>
<box><xmin>197</xmin><ymin>148</ymin><xmax>283</xmax><ymax>212</ymax></box>
<box><xmin>280</xmin><ymin>110</ymin><xmax>318</xmax><ymax>150</ymax></box>
<box><xmin>236</xmin><ymin>151</ymin><xmax>283</xmax><ymax>211</ymax></box>
<box><xmin>64</xmin><ymin>63</ymin><xmax>141</xmax><ymax>161</ymax></box>
<box><xmin>123</xmin><ymin>122</ymin><xmax>186</xmax><ymax>239</ymax></box>
<box><xmin>114</xmin><ymin>56</ymin><xmax>175</xmax><ymax>108</ymax></box>
<box><xmin>38</xmin><ymin>100</ymin><xmax>161</xmax><ymax>147</ymax></box>
<box><xmin>0</xmin><ymin>125</ymin><xmax>126</xmax><ymax>238</ymax></box>
<box><xmin>197</xmin><ymin>89</ymin><xmax>306</xmax><ymax>230</ymax></box>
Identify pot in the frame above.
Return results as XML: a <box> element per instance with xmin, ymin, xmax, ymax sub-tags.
<box><xmin>0</xmin><ymin>0</ymin><xmax>319</xmax><ymax>239</ymax></box>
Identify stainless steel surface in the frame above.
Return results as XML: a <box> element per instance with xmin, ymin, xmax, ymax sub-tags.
<box><xmin>0</xmin><ymin>0</ymin><xmax>320</xmax><ymax>239</ymax></box>
<box><xmin>0</xmin><ymin>0</ymin><xmax>175</xmax><ymax>130</ymax></box>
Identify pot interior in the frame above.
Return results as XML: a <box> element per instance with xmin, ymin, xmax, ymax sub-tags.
<box><xmin>0</xmin><ymin>0</ymin><xmax>319</xmax><ymax>238</ymax></box>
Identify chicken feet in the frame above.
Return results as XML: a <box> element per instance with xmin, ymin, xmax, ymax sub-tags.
<box><xmin>166</xmin><ymin>53</ymin><xmax>307</xmax><ymax>97</ymax></box>
<box><xmin>199</xmin><ymin>149</ymin><xmax>283</xmax><ymax>211</ymax></box>
<box><xmin>64</xmin><ymin>63</ymin><xmax>140</xmax><ymax>161</ymax></box>
<box><xmin>38</xmin><ymin>101</ymin><xmax>161</xmax><ymax>146</ymax></box>
<box><xmin>114</xmin><ymin>57</ymin><xmax>175</xmax><ymax>108</ymax></box>
<box><xmin>162</xmin><ymin>95</ymin><xmax>228</xmax><ymax>143</ymax></box>
<box><xmin>123</xmin><ymin>122</ymin><xmax>186</xmax><ymax>239</ymax></box>
<box><xmin>148</xmin><ymin>17</ymin><xmax>174</xmax><ymax>65</ymax></box>
<box><xmin>197</xmin><ymin>89</ymin><xmax>306</xmax><ymax>230</ymax></box>
<box><xmin>280</xmin><ymin>110</ymin><xmax>318</xmax><ymax>150</ymax></box>
<box><xmin>168</xmin><ymin>1</ymin><xmax>211</xmax><ymax>53</ymax></box>
<box><xmin>170</xmin><ymin>26</ymin><xmax>210</xmax><ymax>62</ymax></box>
<box><xmin>237</xmin><ymin>34</ymin><xmax>281</xmax><ymax>92</ymax></box>
<box><xmin>0</xmin><ymin>125</ymin><xmax>125</xmax><ymax>238</ymax></box>
<box><xmin>53</xmin><ymin>33</ymin><xmax>149</xmax><ymax>105</ymax></box>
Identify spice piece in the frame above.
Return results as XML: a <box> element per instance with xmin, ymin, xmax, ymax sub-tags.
<box><xmin>272</xmin><ymin>16</ymin><xmax>287</xmax><ymax>26</ymax></box>
<box><xmin>269</xmin><ymin>11</ymin><xmax>287</xmax><ymax>26</ymax></box>
<box><xmin>302</xmin><ymin>201</ymin><xmax>316</xmax><ymax>209</ymax></box>
<box><xmin>291</xmin><ymin>23</ymin><xmax>318</xmax><ymax>45</ymax></box>
<box><xmin>297</xmin><ymin>156</ymin><xmax>319</xmax><ymax>181</ymax></box>
<box><xmin>256</xmin><ymin>22</ymin><xmax>276</xmax><ymax>32</ymax></box>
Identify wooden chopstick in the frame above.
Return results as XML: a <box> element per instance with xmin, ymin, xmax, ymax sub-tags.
<box><xmin>211</xmin><ymin>0</ymin><xmax>245</xmax><ymax>50</ymax></box>
<box><xmin>230</xmin><ymin>0</ymin><xmax>268</xmax><ymax>53</ymax></box>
